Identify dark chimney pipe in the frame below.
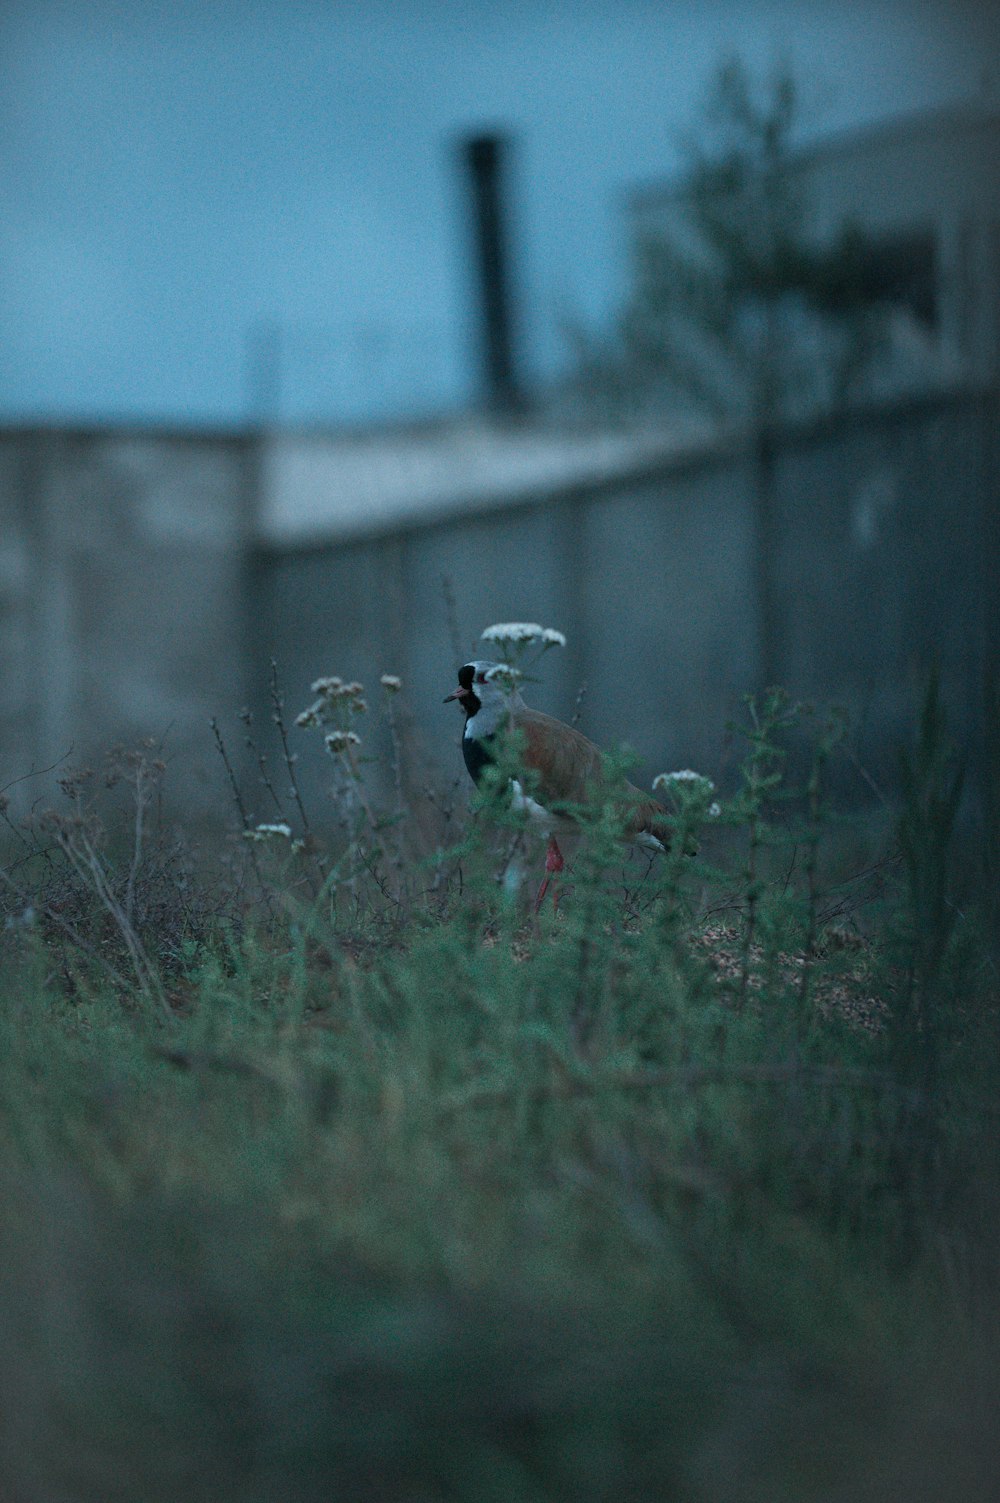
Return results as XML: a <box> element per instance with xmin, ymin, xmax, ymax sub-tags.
<box><xmin>460</xmin><ymin>132</ymin><xmax>523</xmax><ymax>417</ymax></box>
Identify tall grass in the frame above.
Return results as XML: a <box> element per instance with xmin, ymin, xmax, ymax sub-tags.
<box><xmin>0</xmin><ymin>678</ymin><xmax>996</xmax><ymax>1502</ymax></box>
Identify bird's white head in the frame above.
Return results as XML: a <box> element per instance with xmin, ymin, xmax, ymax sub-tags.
<box><xmin>443</xmin><ymin>659</ymin><xmax>525</xmax><ymax>737</ymax></box>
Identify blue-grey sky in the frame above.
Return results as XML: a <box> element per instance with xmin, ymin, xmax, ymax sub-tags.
<box><xmin>2</xmin><ymin>0</ymin><xmax>996</xmax><ymax>427</ymax></box>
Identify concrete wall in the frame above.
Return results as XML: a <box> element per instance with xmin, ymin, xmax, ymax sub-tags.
<box><xmin>769</xmin><ymin>389</ymin><xmax>998</xmax><ymax>785</ymax></box>
<box><xmin>1</xmin><ymin>386</ymin><xmax>995</xmax><ymax>830</ymax></box>
<box><xmin>254</xmin><ymin>446</ymin><xmax>760</xmax><ymax>821</ymax></box>
<box><xmin>0</xmin><ymin>428</ymin><xmax>256</xmax><ymax>817</ymax></box>
<box><xmin>253</xmin><ymin>386</ymin><xmax>997</xmax><ymax>818</ymax></box>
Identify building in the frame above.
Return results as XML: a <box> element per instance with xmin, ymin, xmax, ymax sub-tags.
<box><xmin>624</xmin><ymin>102</ymin><xmax>1000</xmax><ymax>417</ymax></box>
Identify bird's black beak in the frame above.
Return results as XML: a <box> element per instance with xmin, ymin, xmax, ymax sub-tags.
<box><xmin>443</xmin><ymin>685</ymin><xmax>469</xmax><ymax>704</ymax></box>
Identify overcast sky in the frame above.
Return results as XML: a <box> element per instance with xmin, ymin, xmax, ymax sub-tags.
<box><xmin>2</xmin><ymin>0</ymin><xmax>996</xmax><ymax>428</ymax></box>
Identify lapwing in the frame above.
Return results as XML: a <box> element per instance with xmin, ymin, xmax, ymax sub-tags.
<box><xmin>444</xmin><ymin>660</ymin><xmax>672</xmax><ymax>910</ymax></box>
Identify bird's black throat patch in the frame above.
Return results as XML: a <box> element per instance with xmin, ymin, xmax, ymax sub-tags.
<box><xmin>462</xmin><ymin>731</ymin><xmax>495</xmax><ymax>785</ymax></box>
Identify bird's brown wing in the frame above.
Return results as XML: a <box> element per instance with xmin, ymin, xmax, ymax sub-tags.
<box><xmin>515</xmin><ymin>708</ymin><xmax>671</xmax><ymax>845</ymax></box>
<box><xmin>515</xmin><ymin>708</ymin><xmax>605</xmax><ymax>806</ymax></box>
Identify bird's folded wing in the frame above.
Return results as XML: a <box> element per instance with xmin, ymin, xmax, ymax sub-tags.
<box><xmin>516</xmin><ymin>709</ymin><xmax>605</xmax><ymax>808</ymax></box>
<box><xmin>517</xmin><ymin>708</ymin><xmax>672</xmax><ymax>845</ymax></box>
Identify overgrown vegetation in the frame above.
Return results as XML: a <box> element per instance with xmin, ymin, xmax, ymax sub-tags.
<box><xmin>0</xmin><ymin>666</ymin><xmax>997</xmax><ymax>1502</ymax></box>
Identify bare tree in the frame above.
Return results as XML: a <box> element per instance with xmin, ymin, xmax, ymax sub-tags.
<box><xmin>574</xmin><ymin>59</ymin><xmax>889</xmax><ymax>431</ymax></box>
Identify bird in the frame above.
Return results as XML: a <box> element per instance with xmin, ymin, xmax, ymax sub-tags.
<box><xmin>444</xmin><ymin>660</ymin><xmax>673</xmax><ymax>910</ymax></box>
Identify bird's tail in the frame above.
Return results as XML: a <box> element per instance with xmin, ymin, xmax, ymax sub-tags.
<box><xmin>626</xmin><ymin>788</ymin><xmax>697</xmax><ymax>856</ymax></box>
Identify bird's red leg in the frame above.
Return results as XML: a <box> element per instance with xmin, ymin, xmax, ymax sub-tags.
<box><xmin>533</xmin><ymin>836</ymin><xmax>565</xmax><ymax>913</ymax></box>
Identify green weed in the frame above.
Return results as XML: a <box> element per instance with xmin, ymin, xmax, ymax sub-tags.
<box><xmin>0</xmin><ymin>676</ymin><xmax>996</xmax><ymax>1501</ymax></box>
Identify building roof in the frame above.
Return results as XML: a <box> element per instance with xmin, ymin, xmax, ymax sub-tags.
<box><xmin>625</xmin><ymin>100</ymin><xmax>1000</xmax><ymax>213</ymax></box>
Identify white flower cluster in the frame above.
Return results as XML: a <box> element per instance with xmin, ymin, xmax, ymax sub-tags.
<box><xmin>244</xmin><ymin>822</ymin><xmax>293</xmax><ymax>842</ymax></box>
<box><xmin>653</xmin><ymin>769</ymin><xmax>711</xmax><ymax>788</ymax></box>
<box><xmin>379</xmin><ymin>674</ymin><xmax>402</xmax><ymax>692</ymax></box>
<box><xmin>296</xmin><ymin>676</ymin><xmax>368</xmax><ymax>728</ymax></box>
<box><xmin>652</xmin><ymin>769</ymin><xmax>721</xmax><ymax>817</ymax></box>
<box><xmin>324</xmin><ymin>729</ymin><xmax>361</xmax><ymax>755</ymax></box>
<box><xmin>480</xmin><ymin>622</ymin><xmax>567</xmax><ymax>647</ymax></box>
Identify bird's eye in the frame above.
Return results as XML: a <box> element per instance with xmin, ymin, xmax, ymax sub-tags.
<box><xmin>476</xmin><ymin>672</ymin><xmax>487</xmax><ymax>684</ymax></box>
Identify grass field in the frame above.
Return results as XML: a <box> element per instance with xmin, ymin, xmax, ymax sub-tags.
<box><xmin>1</xmin><ymin>679</ymin><xmax>997</xmax><ymax>1501</ymax></box>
